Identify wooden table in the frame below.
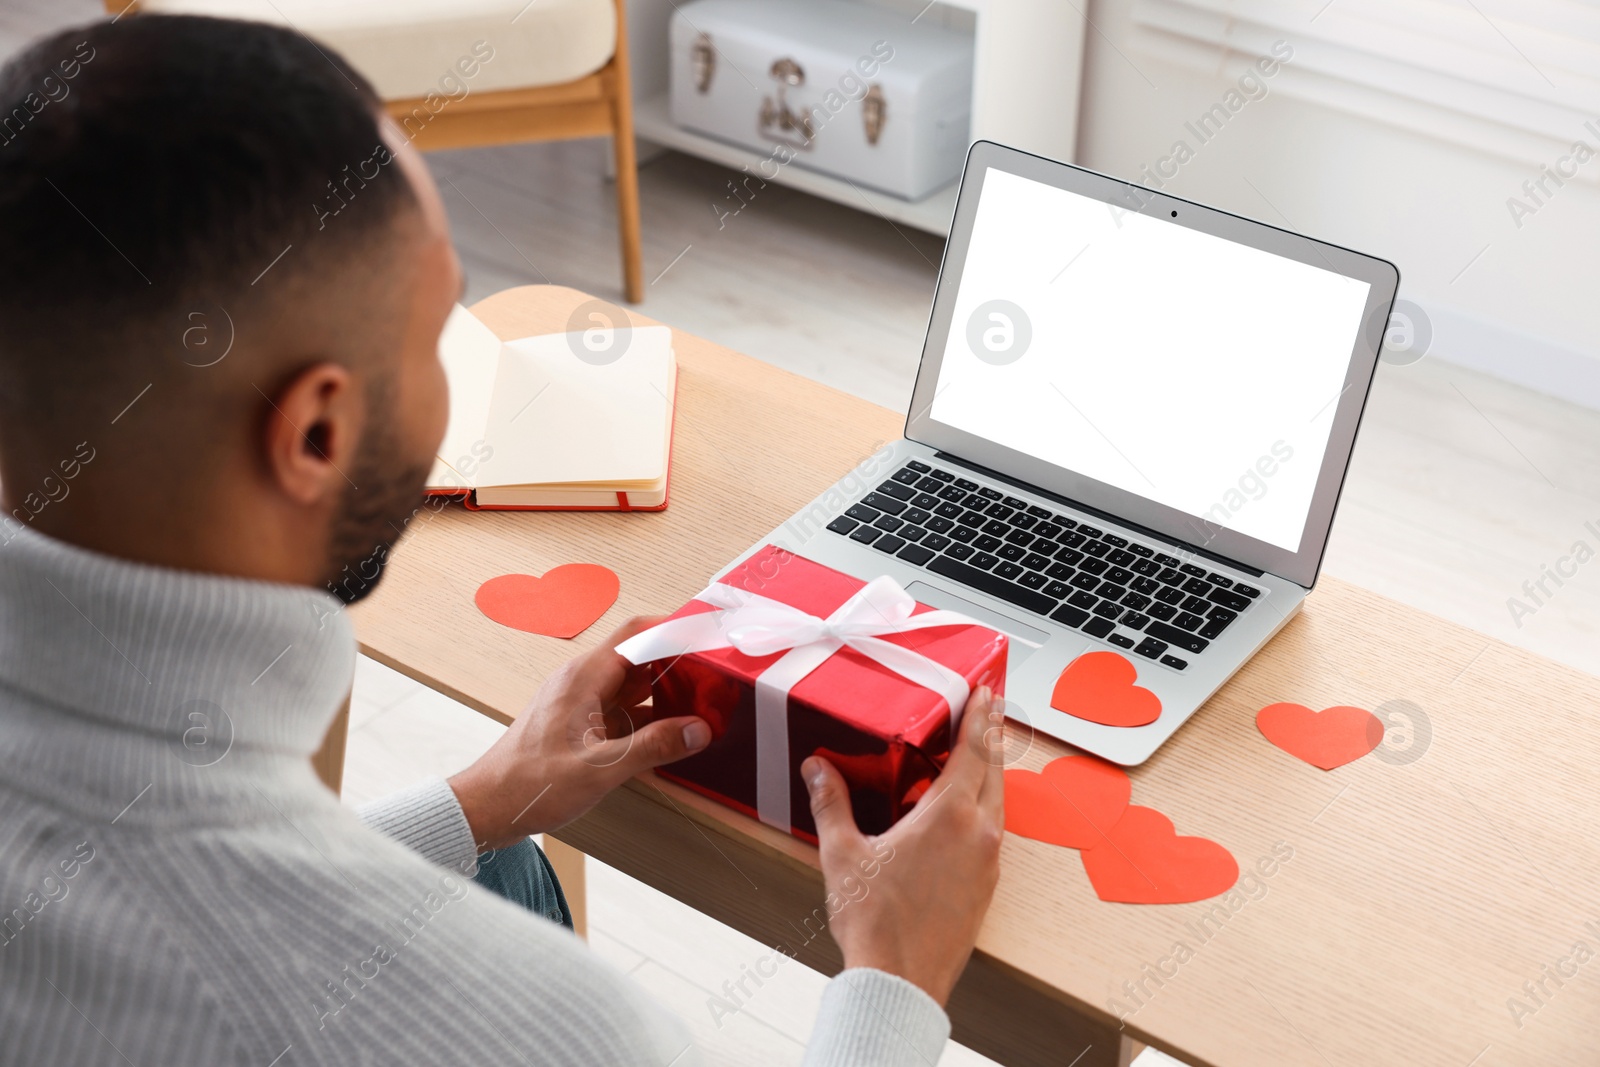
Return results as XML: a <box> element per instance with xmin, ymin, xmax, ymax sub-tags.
<box><xmin>346</xmin><ymin>285</ymin><xmax>1600</xmax><ymax>1067</ymax></box>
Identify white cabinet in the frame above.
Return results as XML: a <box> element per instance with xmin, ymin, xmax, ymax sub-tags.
<box><xmin>626</xmin><ymin>0</ymin><xmax>1088</xmax><ymax>235</ymax></box>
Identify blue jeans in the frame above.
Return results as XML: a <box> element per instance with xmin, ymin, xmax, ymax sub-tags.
<box><xmin>471</xmin><ymin>837</ymin><xmax>574</xmax><ymax>930</ymax></box>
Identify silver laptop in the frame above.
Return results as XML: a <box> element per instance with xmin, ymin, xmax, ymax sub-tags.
<box><xmin>721</xmin><ymin>140</ymin><xmax>1399</xmax><ymax>765</ymax></box>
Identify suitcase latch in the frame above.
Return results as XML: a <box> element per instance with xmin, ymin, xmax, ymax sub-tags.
<box><xmin>760</xmin><ymin>56</ymin><xmax>815</xmax><ymax>149</ymax></box>
<box><xmin>862</xmin><ymin>84</ymin><xmax>886</xmax><ymax>146</ymax></box>
<box><xmin>691</xmin><ymin>32</ymin><xmax>715</xmax><ymax>93</ymax></box>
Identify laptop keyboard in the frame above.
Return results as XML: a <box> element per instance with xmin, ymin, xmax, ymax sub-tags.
<box><xmin>822</xmin><ymin>460</ymin><xmax>1261</xmax><ymax>671</ymax></box>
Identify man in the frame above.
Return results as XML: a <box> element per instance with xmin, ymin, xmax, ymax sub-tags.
<box><xmin>0</xmin><ymin>15</ymin><xmax>1005</xmax><ymax>1066</ymax></box>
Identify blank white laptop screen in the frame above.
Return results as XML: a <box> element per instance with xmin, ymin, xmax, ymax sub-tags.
<box><xmin>929</xmin><ymin>168</ymin><xmax>1371</xmax><ymax>553</ymax></box>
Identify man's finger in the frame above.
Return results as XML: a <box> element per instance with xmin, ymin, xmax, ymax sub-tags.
<box><xmin>599</xmin><ymin>702</ymin><xmax>639</xmax><ymax>739</ymax></box>
<box><xmin>598</xmin><ymin>616</ymin><xmax>669</xmax><ymax>696</ymax></box>
<box><xmin>562</xmin><ymin>616</ymin><xmax>669</xmax><ymax>705</ymax></box>
<box><xmin>612</xmin><ymin>664</ymin><xmax>653</xmax><ymax>711</ymax></box>
<box><xmin>976</xmin><ymin>699</ymin><xmax>1006</xmax><ymax>825</ymax></box>
<box><xmin>803</xmin><ymin>756</ymin><xmax>864</xmax><ymax>853</ymax></box>
<box><xmin>604</xmin><ymin>714</ymin><xmax>711</xmax><ymax>779</ymax></box>
<box><xmin>935</xmin><ymin>686</ymin><xmax>995</xmax><ymax>800</ymax></box>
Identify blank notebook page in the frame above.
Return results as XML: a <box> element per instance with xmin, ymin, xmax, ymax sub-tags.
<box><xmin>429</xmin><ymin>304</ymin><xmax>503</xmax><ymax>488</ymax></box>
<box><xmin>474</xmin><ymin>326</ymin><xmax>674</xmax><ymax>488</ymax></box>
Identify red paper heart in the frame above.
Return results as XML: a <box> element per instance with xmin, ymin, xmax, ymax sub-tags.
<box><xmin>475</xmin><ymin>565</ymin><xmax>619</xmax><ymax>639</ymax></box>
<box><xmin>1004</xmin><ymin>755</ymin><xmax>1130</xmax><ymax>849</ymax></box>
<box><xmin>1050</xmin><ymin>651</ymin><xmax>1161</xmax><ymax>727</ymax></box>
<box><xmin>1257</xmin><ymin>702</ymin><xmax>1384</xmax><ymax>770</ymax></box>
<box><xmin>1081</xmin><ymin>806</ymin><xmax>1238</xmax><ymax>904</ymax></box>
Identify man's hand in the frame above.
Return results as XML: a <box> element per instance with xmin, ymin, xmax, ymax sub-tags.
<box><xmin>802</xmin><ymin>686</ymin><xmax>1004</xmax><ymax>1007</ymax></box>
<box><xmin>448</xmin><ymin>616</ymin><xmax>711</xmax><ymax>851</ymax></box>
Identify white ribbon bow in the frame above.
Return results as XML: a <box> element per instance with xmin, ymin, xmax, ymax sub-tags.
<box><xmin>616</xmin><ymin>575</ymin><xmax>986</xmax><ymax>830</ymax></box>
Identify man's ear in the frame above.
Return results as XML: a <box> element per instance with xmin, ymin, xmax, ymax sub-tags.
<box><xmin>261</xmin><ymin>363</ymin><xmax>361</xmax><ymax>506</ymax></box>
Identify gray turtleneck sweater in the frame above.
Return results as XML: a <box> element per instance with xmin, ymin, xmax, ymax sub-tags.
<box><xmin>0</xmin><ymin>524</ymin><xmax>949</xmax><ymax>1066</ymax></box>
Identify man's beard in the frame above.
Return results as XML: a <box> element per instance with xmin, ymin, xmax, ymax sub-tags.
<box><xmin>324</xmin><ymin>397</ymin><xmax>435</xmax><ymax>605</ymax></box>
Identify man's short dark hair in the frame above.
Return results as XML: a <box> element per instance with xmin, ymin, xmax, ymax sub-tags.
<box><xmin>0</xmin><ymin>14</ymin><xmax>418</xmax><ymax>421</ymax></box>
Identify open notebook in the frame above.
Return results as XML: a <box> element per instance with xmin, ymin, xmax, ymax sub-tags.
<box><xmin>427</xmin><ymin>304</ymin><xmax>677</xmax><ymax>510</ymax></box>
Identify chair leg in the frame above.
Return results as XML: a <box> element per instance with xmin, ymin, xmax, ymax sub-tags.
<box><xmin>608</xmin><ymin>0</ymin><xmax>644</xmax><ymax>303</ymax></box>
<box><xmin>612</xmin><ymin>116</ymin><xmax>644</xmax><ymax>304</ymax></box>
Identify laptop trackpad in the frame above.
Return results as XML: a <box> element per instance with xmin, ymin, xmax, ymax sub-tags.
<box><xmin>905</xmin><ymin>582</ymin><xmax>1046</xmax><ymax>663</ymax></box>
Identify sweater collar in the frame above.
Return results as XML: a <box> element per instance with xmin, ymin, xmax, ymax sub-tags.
<box><xmin>0</xmin><ymin>522</ymin><xmax>354</xmax><ymax>761</ymax></box>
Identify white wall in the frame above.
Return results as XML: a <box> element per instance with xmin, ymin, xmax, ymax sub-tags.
<box><xmin>1074</xmin><ymin>0</ymin><xmax>1600</xmax><ymax>409</ymax></box>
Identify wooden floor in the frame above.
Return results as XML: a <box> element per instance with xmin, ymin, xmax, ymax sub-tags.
<box><xmin>6</xmin><ymin>6</ymin><xmax>1598</xmax><ymax>1062</ymax></box>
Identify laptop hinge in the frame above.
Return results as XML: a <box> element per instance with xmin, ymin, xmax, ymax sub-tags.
<box><xmin>932</xmin><ymin>451</ymin><xmax>1267</xmax><ymax>578</ymax></box>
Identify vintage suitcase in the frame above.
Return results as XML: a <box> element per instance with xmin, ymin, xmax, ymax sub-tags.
<box><xmin>669</xmin><ymin>0</ymin><xmax>973</xmax><ymax>200</ymax></box>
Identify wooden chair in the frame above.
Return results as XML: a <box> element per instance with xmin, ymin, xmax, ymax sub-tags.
<box><xmin>107</xmin><ymin>0</ymin><xmax>644</xmax><ymax>303</ymax></box>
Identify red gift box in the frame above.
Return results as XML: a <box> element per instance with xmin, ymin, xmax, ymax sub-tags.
<box><xmin>618</xmin><ymin>545</ymin><xmax>1007</xmax><ymax>842</ymax></box>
